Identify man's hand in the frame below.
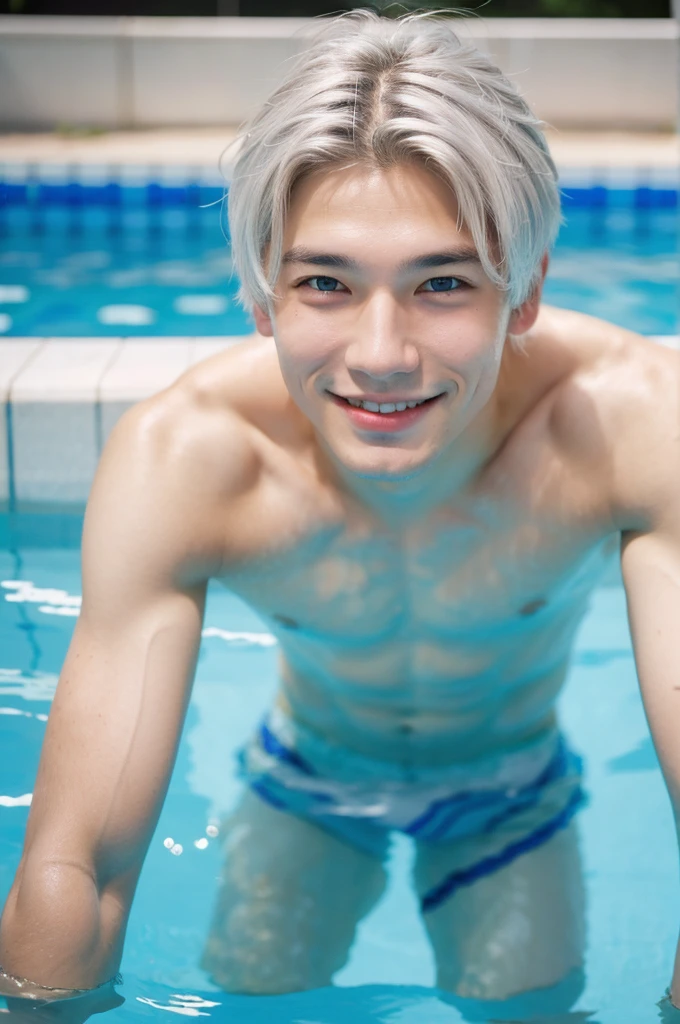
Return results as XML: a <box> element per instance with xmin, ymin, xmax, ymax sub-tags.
<box><xmin>2</xmin><ymin>982</ymin><xmax>123</xmax><ymax>1023</ymax></box>
<box><xmin>658</xmin><ymin>990</ymin><xmax>680</xmax><ymax>1022</ymax></box>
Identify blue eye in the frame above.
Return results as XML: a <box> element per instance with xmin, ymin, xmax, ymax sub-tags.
<box><xmin>422</xmin><ymin>277</ymin><xmax>462</xmax><ymax>292</ymax></box>
<box><xmin>307</xmin><ymin>276</ymin><xmax>344</xmax><ymax>292</ymax></box>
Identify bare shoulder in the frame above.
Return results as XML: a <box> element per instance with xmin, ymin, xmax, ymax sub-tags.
<box><xmin>538</xmin><ymin>306</ymin><xmax>680</xmax><ymax>531</ymax></box>
<box><xmin>87</xmin><ymin>336</ymin><xmax>291</xmax><ymax>577</ymax></box>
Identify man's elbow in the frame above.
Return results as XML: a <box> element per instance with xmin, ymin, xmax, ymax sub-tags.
<box><xmin>0</xmin><ymin>853</ymin><xmax>123</xmax><ymax>991</ymax></box>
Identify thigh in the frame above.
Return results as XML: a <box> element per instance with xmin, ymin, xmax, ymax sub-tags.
<box><xmin>201</xmin><ymin>787</ymin><xmax>389</xmax><ymax>994</ymax></box>
<box><xmin>413</xmin><ymin>820</ymin><xmax>586</xmax><ymax>1001</ymax></box>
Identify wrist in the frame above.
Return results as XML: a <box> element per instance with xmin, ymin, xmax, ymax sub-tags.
<box><xmin>0</xmin><ymin>966</ymin><xmax>123</xmax><ymax>1002</ymax></box>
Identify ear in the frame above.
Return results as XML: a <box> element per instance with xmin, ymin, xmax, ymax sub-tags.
<box><xmin>252</xmin><ymin>303</ymin><xmax>274</xmax><ymax>338</ymax></box>
<box><xmin>507</xmin><ymin>252</ymin><xmax>549</xmax><ymax>337</ymax></box>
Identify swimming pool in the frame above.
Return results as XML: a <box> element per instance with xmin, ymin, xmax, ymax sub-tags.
<box><xmin>0</xmin><ymin>522</ymin><xmax>677</xmax><ymax>1022</ymax></box>
<box><xmin>0</xmin><ymin>173</ymin><xmax>678</xmax><ymax>338</ymax></box>
<box><xmin>1</xmin><ymin>162</ymin><xmax>678</xmax><ymax>1020</ymax></box>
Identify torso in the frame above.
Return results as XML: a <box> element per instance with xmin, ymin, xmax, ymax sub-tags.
<box><xmin>178</xmin><ymin>307</ymin><xmax>658</xmax><ymax>770</ymax></box>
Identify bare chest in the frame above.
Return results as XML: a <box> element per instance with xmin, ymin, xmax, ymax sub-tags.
<box><xmin>224</xmin><ymin>477</ymin><xmax>615</xmax><ymax>649</ymax></box>
<box><xmin>218</xmin><ymin>442</ymin><xmax>617</xmax><ymax>760</ymax></box>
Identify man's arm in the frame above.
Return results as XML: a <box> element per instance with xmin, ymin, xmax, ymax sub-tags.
<box><xmin>622</xmin><ymin>522</ymin><xmax>680</xmax><ymax>1005</ymax></box>
<box><xmin>623</xmin><ymin>522</ymin><xmax>680</xmax><ymax>989</ymax></box>
<box><xmin>0</xmin><ymin>386</ymin><xmax>251</xmax><ymax>992</ymax></box>
<box><xmin>614</xmin><ymin>345</ymin><xmax>680</xmax><ymax>1005</ymax></box>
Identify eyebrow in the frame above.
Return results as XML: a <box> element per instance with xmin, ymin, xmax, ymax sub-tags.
<box><xmin>281</xmin><ymin>246</ymin><xmax>482</xmax><ymax>273</ymax></box>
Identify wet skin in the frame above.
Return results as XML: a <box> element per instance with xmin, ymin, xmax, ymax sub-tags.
<box><xmin>1</xmin><ymin>161</ymin><xmax>679</xmax><ymax>1003</ymax></box>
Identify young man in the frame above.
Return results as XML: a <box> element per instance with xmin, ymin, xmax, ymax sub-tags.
<box><xmin>1</xmin><ymin>10</ymin><xmax>679</xmax><ymax>1014</ymax></box>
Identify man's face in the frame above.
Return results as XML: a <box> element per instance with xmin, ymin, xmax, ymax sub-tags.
<box><xmin>255</xmin><ymin>162</ymin><xmax>522</xmax><ymax>481</ymax></box>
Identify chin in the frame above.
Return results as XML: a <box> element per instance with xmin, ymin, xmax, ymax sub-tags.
<box><xmin>333</xmin><ymin>441</ymin><xmax>439</xmax><ymax>481</ymax></box>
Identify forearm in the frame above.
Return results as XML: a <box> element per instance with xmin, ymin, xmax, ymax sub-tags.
<box><xmin>671</xmin><ymin>820</ymin><xmax>680</xmax><ymax>1009</ymax></box>
<box><xmin>0</xmin><ymin>858</ymin><xmax>126</xmax><ymax>993</ymax></box>
<box><xmin>669</xmin><ymin>817</ymin><xmax>680</xmax><ymax>1009</ymax></box>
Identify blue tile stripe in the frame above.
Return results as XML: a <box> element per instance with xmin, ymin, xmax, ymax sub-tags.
<box><xmin>0</xmin><ymin>180</ymin><xmax>676</xmax><ymax>210</ymax></box>
<box><xmin>560</xmin><ymin>186</ymin><xmax>677</xmax><ymax>210</ymax></box>
<box><xmin>420</xmin><ymin>785</ymin><xmax>586</xmax><ymax>914</ymax></box>
<box><xmin>0</xmin><ymin>181</ymin><xmax>226</xmax><ymax>209</ymax></box>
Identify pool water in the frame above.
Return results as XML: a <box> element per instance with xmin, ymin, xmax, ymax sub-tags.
<box><xmin>0</xmin><ymin>191</ymin><xmax>677</xmax><ymax>338</ymax></box>
<box><xmin>0</xmin><ymin>529</ymin><xmax>678</xmax><ymax>1022</ymax></box>
<box><xmin>0</xmin><ymin>200</ymin><xmax>254</xmax><ymax>339</ymax></box>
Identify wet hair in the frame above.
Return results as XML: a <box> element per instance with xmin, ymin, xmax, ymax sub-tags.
<box><xmin>226</xmin><ymin>10</ymin><xmax>560</xmax><ymax>315</ymax></box>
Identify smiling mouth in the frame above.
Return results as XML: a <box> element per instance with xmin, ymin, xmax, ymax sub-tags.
<box><xmin>328</xmin><ymin>392</ymin><xmax>444</xmax><ymax>413</ymax></box>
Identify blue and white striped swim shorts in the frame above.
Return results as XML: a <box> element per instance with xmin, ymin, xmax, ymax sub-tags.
<box><xmin>237</xmin><ymin>706</ymin><xmax>585</xmax><ymax>913</ymax></box>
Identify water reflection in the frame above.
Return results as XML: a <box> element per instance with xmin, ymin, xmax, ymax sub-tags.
<box><xmin>136</xmin><ymin>993</ymin><xmax>221</xmax><ymax>1016</ymax></box>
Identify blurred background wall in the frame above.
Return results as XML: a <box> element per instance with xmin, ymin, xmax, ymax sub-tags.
<box><xmin>0</xmin><ymin>14</ymin><xmax>677</xmax><ymax>131</ymax></box>
<box><xmin>0</xmin><ymin>0</ymin><xmax>672</xmax><ymax>17</ymax></box>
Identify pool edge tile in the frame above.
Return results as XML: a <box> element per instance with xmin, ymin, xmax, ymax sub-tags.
<box><xmin>9</xmin><ymin>340</ymin><xmax>124</xmax><ymax>505</ymax></box>
<box><xmin>10</xmin><ymin>339</ymin><xmax>124</xmax><ymax>403</ymax></box>
<box><xmin>0</xmin><ymin>340</ymin><xmax>46</xmax><ymax>508</ymax></box>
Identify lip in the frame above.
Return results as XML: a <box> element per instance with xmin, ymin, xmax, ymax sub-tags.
<box><xmin>327</xmin><ymin>390</ymin><xmax>445</xmax><ymax>433</ymax></box>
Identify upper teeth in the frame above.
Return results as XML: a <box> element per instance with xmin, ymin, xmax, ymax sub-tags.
<box><xmin>346</xmin><ymin>398</ymin><xmax>428</xmax><ymax>412</ymax></box>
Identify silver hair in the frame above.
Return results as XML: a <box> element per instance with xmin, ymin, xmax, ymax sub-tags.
<box><xmin>226</xmin><ymin>10</ymin><xmax>561</xmax><ymax>315</ymax></box>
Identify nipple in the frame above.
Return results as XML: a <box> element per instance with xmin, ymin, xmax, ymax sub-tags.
<box><xmin>519</xmin><ymin>597</ymin><xmax>547</xmax><ymax>617</ymax></box>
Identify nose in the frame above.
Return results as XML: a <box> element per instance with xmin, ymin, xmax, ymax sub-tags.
<box><xmin>344</xmin><ymin>291</ymin><xmax>420</xmax><ymax>382</ymax></box>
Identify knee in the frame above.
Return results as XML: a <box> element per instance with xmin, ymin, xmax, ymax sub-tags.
<box><xmin>201</xmin><ymin>932</ymin><xmax>322</xmax><ymax>995</ymax></box>
<box><xmin>437</xmin><ymin>964</ymin><xmax>586</xmax><ymax>1015</ymax></box>
<box><xmin>431</xmin><ymin>894</ymin><xmax>585</xmax><ymax>1002</ymax></box>
<box><xmin>201</xmin><ymin>873</ymin><xmax>384</xmax><ymax>996</ymax></box>
<box><xmin>201</xmin><ymin>882</ymin><xmax>336</xmax><ymax>994</ymax></box>
<box><xmin>437</xmin><ymin>957</ymin><xmax>584</xmax><ymax>1002</ymax></box>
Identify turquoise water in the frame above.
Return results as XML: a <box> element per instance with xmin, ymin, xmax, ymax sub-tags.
<box><xmin>0</xmin><ymin>530</ymin><xmax>677</xmax><ymax>1022</ymax></box>
<box><xmin>0</xmin><ymin>199</ymin><xmax>677</xmax><ymax>338</ymax></box>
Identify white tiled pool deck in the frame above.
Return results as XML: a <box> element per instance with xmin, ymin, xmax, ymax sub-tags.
<box><xmin>0</xmin><ymin>335</ymin><xmax>248</xmax><ymax>506</ymax></box>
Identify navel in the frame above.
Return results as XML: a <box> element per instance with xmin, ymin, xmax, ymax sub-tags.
<box><xmin>519</xmin><ymin>597</ymin><xmax>547</xmax><ymax>618</ymax></box>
